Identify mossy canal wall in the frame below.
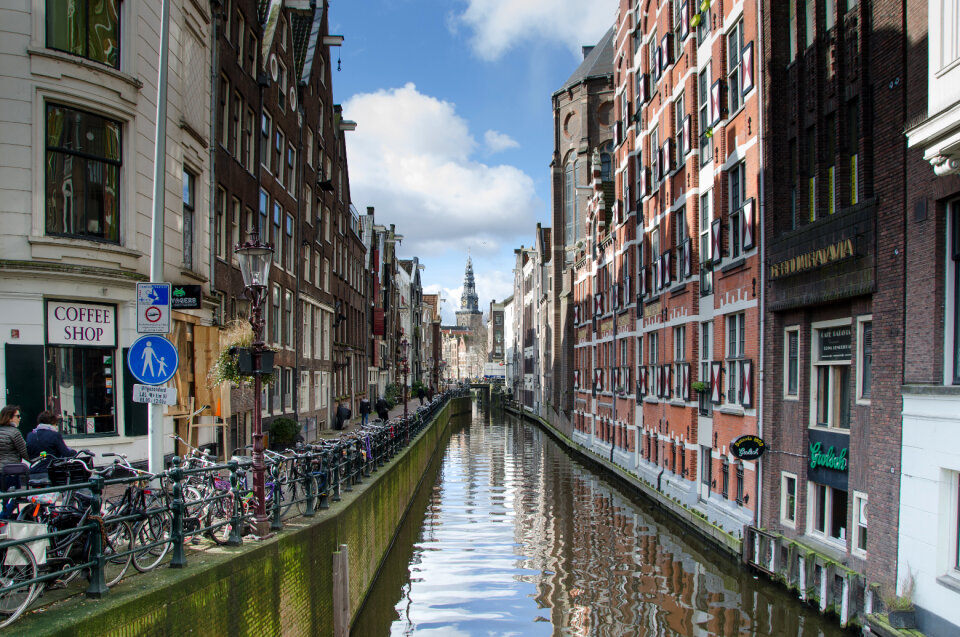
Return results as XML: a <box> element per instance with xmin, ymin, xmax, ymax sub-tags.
<box><xmin>21</xmin><ymin>396</ymin><xmax>472</xmax><ymax>637</ymax></box>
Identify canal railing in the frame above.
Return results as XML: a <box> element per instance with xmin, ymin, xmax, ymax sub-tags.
<box><xmin>0</xmin><ymin>388</ymin><xmax>468</xmax><ymax>630</ymax></box>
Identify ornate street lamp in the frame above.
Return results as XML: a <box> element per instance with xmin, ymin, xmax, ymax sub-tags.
<box><xmin>235</xmin><ymin>229</ymin><xmax>273</xmax><ymax>534</ymax></box>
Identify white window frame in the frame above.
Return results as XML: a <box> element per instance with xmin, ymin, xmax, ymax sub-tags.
<box><xmin>299</xmin><ymin>370</ymin><xmax>310</xmax><ymax>412</ymax></box>
<box><xmin>938</xmin><ymin>470</ymin><xmax>960</xmax><ymax>579</ymax></box>
<box><xmin>728</xmin><ymin>161</ymin><xmax>746</xmax><ymax>259</ymax></box>
<box><xmin>699</xmin><ymin>190</ymin><xmax>712</xmax><ymax>264</ymax></box>
<box><xmin>725</xmin><ymin>312</ymin><xmax>746</xmax><ymax>406</ymax></box>
<box><xmin>673</xmin><ymin>325</ymin><xmax>686</xmax><ymax>397</ymax></box>
<box><xmin>781</xmin><ymin>472</ymin><xmax>798</xmax><ymax>528</ymax></box>
<box><xmin>727</xmin><ymin>19</ymin><xmax>744</xmax><ymax>114</ymax></box>
<box><xmin>852</xmin><ymin>490</ymin><xmax>867</xmax><ymax>557</ymax></box>
<box><xmin>856</xmin><ymin>315</ymin><xmax>873</xmax><ymax>404</ymax></box>
<box><xmin>784</xmin><ymin>327</ymin><xmax>800</xmax><ymax>399</ymax></box>
<box><xmin>807</xmin><ymin>481</ymin><xmax>848</xmax><ymax>546</ymax></box>
<box><xmin>810</xmin><ymin>318</ymin><xmax>853</xmax><ymax>431</ymax></box>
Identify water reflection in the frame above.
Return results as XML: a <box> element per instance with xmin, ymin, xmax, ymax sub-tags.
<box><xmin>353</xmin><ymin>403</ymin><xmax>848</xmax><ymax>636</ymax></box>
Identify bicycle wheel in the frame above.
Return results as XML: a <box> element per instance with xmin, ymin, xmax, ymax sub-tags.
<box><xmin>205</xmin><ymin>493</ymin><xmax>234</xmax><ymax>546</ymax></box>
<box><xmin>275</xmin><ymin>469</ymin><xmax>295</xmax><ymax>518</ymax></box>
<box><xmin>101</xmin><ymin>519</ymin><xmax>133</xmax><ymax>587</ymax></box>
<box><xmin>0</xmin><ymin>543</ymin><xmax>38</xmax><ymax>629</ymax></box>
<box><xmin>131</xmin><ymin>513</ymin><xmax>170</xmax><ymax>573</ymax></box>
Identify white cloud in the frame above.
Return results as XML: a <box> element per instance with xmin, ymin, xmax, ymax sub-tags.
<box><xmin>484</xmin><ymin>130</ymin><xmax>519</xmax><ymax>153</ymax></box>
<box><xmin>343</xmin><ymin>83</ymin><xmax>539</xmax><ymax>259</ymax></box>
<box><xmin>452</xmin><ymin>0</ymin><xmax>618</xmax><ymax>61</ymax></box>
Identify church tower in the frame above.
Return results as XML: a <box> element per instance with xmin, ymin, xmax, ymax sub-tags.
<box><xmin>456</xmin><ymin>256</ymin><xmax>483</xmax><ymax>332</ymax></box>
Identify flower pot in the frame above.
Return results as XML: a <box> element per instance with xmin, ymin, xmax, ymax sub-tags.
<box><xmin>887</xmin><ymin>610</ymin><xmax>916</xmax><ymax>629</ymax></box>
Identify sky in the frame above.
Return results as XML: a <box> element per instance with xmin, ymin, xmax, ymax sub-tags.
<box><xmin>329</xmin><ymin>0</ymin><xmax>618</xmax><ymax>324</ymax></box>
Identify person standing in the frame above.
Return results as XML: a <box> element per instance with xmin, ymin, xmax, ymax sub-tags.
<box><xmin>27</xmin><ymin>411</ymin><xmax>76</xmax><ymax>480</ymax></box>
<box><xmin>359</xmin><ymin>398</ymin><xmax>371</xmax><ymax>427</ymax></box>
<box><xmin>0</xmin><ymin>405</ymin><xmax>30</xmax><ymax>514</ymax></box>
<box><xmin>416</xmin><ymin>385</ymin><xmax>425</xmax><ymax>406</ymax></box>
<box><xmin>334</xmin><ymin>402</ymin><xmax>352</xmax><ymax>431</ymax></box>
<box><xmin>375</xmin><ymin>396</ymin><xmax>389</xmax><ymax>421</ymax></box>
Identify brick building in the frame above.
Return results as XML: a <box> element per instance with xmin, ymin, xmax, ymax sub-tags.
<box><xmin>758</xmin><ymin>0</ymin><xmax>916</xmax><ymax>608</ymax></box>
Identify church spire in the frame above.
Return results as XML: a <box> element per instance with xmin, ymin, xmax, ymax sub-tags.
<box><xmin>459</xmin><ymin>256</ymin><xmax>480</xmax><ymax>313</ymax></box>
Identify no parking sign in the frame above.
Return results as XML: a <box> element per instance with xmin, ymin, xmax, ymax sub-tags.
<box><xmin>137</xmin><ymin>283</ymin><xmax>171</xmax><ymax>334</ymax></box>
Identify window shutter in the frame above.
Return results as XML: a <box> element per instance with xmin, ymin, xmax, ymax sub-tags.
<box><xmin>682</xmin><ymin>115</ymin><xmax>692</xmax><ymax>156</ymax></box>
<box><xmin>639</xmin><ymin>165</ymin><xmax>649</xmax><ymax>198</ymax></box>
<box><xmin>652</xmin><ymin>258</ymin><xmax>660</xmax><ymax>292</ymax></box>
<box><xmin>711</xmin><ymin>218</ymin><xmax>722</xmax><ymax>265</ymax></box>
<box><xmin>640</xmin><ymin>266</ymin><xmax>648</xmax><ymax>297</ymax></box>
<box><xmin>599</xmin><ymin>368</ymin><xmax>604</xmax><ymax>392</ymax></box>
<box><xmin>573</xmin><ymin>304</ymin><xmax>580</xmax><ymax>324</ymax></box>
<box><xmin>665</xmin><ymin>364</ymin><xmax>673</xmax><ymax>398</ymax></box>
<box><xmin>710</xmin><ymin>361</ymin><xmax>723</xmax><ymax>403</ymax></box>
<box><xmin>741</xmin><ymin>41</ymin><xmax>755</xmax><ymax>95</ymax></box>
<box><xmin>682</xmin><ymin>238</ymin><xmax>692</xmax><ymax>278</ymax></box>
<box><xmin>682</xmin><ymin>363</ymin><xmax>690</xmax><ymax>401</ymax></box>
<box><xmin>638</xmin><ymin>73</ymin><xmax>649</xmax><ymax>105</ymax></box>
<box><xmin>710</xmin><ymin>79</ymin><xmax>724</xmax><ymax>127</ymax></box>
<box><xmin>653</xmin><ymin>46</ymin><xmax>663</xmax><ymax>80</ymax></box>
<box><xmin>624</xmin><ymin>274</ymin><xmax>632</xmax><ymax>301</ymax></box>
<box><xmin>663</xmin><ymin>250</ymin><xmax>672</xmax><ymax>285</ymax></box>
<box><xmin>664</xmin><ymin>138</ymin><xmax>674</xmax><ymax>173</ymax></box>
<box><xmin>595</xmin><ymin>293</ymin><xmax>603</xmax><ymax>316</ymax></box>
<box><xmin>661</xmin><ymin>34</ymin><xmax>673</xmax><ymax>70</ymax></box>
<box><xmin>574</xmin><ymin>369</ymin><xmax>580</xmax><ymax>389</ymax></box>
<box><xmin>742</xmin><ymin>198</ymin><xmax>756</xmax><ymax>250</ymax></box>
<box><xmin>741</xmin><ymin>359</ymin><xmax>753</xmax><ymax>407</ymax></box>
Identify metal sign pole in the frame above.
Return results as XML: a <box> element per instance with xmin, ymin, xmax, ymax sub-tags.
<box><xmin>148</xmin><ymin>0</ymin><xmax>171</xmax><ymax>476</ymax></box>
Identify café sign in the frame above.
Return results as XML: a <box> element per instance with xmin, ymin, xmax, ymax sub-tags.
<box><xmin>731</xmin><ymin>435</ymin><xmax>766</xmax><ymax>460</ymax></box>
<box><xmin>769</xmin><ymin>238</ymin><xmax>855</xmax><ymax>280</ymax></box>
<box><xmin>46</xmin><ymin>300</ymin><xmax>116</xmax><ymax>348</ymax></box>
<box><xmin>819</xmin><ymin>326</ymin><xmax>852</xmax><ymax>361</ymax></box>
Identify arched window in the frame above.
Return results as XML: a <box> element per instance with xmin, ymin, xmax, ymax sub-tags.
<box><xmin>564</xmin><ymin>161</ymin><xmax>575</xmax><ymax>246</ymax></box>
<box><xmin>600</xmin><ymin>142</ymin><xmax>613</xmax><ymax>181</ymax></box>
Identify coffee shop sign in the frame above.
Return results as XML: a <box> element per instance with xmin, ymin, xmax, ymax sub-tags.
<box><xmin>46</xmin><ymin>301</ymin><xmax>116</xmax><ymax>348</ymax></box>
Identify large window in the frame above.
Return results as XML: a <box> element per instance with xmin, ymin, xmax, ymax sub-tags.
<box><xmin>781</xmin><ymin>472</ymin><xmax>798</xmax><ymax>528</ymax></box>
<box><xmin>182</xmin><ymin>169</ymin><xmax>195</xmax><ymax>271</ymax></box>
<box><xmin>785</xmin><ymin>328</ymin><xmax>800</xmax><ymax>397</ymax></box>
<box><xmin>45</xmin><ymin>346</ymin><xmax>116</xmax><ymax>436</ymax></box>
<box><xmin>852</xmin><ymin>491</ymin><xmax>868</xmax><ymax>556</ymax></box>
<box><xmin>45</xmin><ymin>104</ymin><xmax>121</xmax><ymax>243</ymax></box>
<box><xmin>698</xmin><ymin>67</ymin><xmax>711</xmax><ymax>163</ymax></box>
<box><xmin>727</xmin><ymin>20</ymin><xmax>744</xmax><ymax>113</ymax></box>
<box><xmin>728</xmin><ymin>161</ymin><xmax>746</xmax><ymax>259</ymax></box>
<box><xmin>726</xmin><ymin>312</ymin><xmax>746</xmax><ymax>404</ymax></box>
<box><xmin>812</xmin><ymin>324</ymin><xmax>852</xmax><ymax>429</ymax></box>
<box><xmin>46</xmin><ymin>0</ymin><xmax>120</xmax><ymax>69</ymax></box>
<box><xmin>700</xmin><ymin>320</ymin><xmax>713</xmax><ymax>415</ymax></box>
<box><xmin>564</xmin><ymin>159</ymin><xmax>575</xmax><ymax>247</ymax></box>
<box><xmin>858</xmin><ymin>318</ymin><xmax>872</xmax><ymax>401</ymax></box>
<box><xmin>271</xmin><ymin>284</ymin><xmax>281</xmax><ymax>344</ymax></box>
<box><xmin>808</xmin><ymin>481</ymin><xmax>848</xmax><ymax>544</ymax></box>
<box><xmin>675</xmin><ymin>91</ymin><xmax>686</xmax><ymax>160</ymax></box>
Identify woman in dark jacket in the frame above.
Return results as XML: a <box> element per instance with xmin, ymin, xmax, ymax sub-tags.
<box><xmin>27</xmin><ymin>411</ymin><xmax>76</xmax><ymax>479</ymax></box>
<box><xmin>0</xmin><ymin>405</ymin><xmax>29</xmax><ymax>468</ymax></box>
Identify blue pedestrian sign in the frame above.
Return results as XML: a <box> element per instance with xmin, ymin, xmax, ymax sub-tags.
<box><xmin>128</xmin><ymin>335</ymin><xmax>179</xmax><ymax>385</ymax></box>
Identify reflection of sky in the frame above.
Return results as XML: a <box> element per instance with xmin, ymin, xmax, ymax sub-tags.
<box><xmin>382</xmin><ymin>415</ymin><xmax>848</xmax><ymax>637</ymax></box>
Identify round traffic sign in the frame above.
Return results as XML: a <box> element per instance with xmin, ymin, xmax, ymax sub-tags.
<box><xmin>128</xmin><ymin>335</ymin><xmax>179</xmax><ymax>385</ymax></box>
<box><xmin>145</xmin><ymin>306</ymin><xmax>162</xmax><ymax>323</ymax></box>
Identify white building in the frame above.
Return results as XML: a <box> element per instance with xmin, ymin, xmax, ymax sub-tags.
<box><xmin>0</xmin><ymin>1</ymin><xmax>214</xmax><ymax>460</ymax></box>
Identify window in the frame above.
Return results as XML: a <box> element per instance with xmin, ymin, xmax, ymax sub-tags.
<box><xmin>46</xmin><ymin>0</ymin><xmax>120</xmax><ymax>69</ymax></box>
<box><xmin>277</xmin><ymin>61</ymin><xmax>287</xmax><ymax>111</ymax></box>
<box><xmin>728</xmin><ymin>161</ymin><xmax>746</xmax><ymax>259</ymax></box>
<box><xmin>699</xmin><ymin>190</ymin><xmax>712</xmax><ymax>264</ymax></box>
<box><xmin>243</xmin><ymin>108</ymin><xmax>255</xmax><ymax>173</ymax></box>
<box><xmin>649</xmin><ymin>331</ymin><xmax>659</xmax><ymax>365</ymax></box>
<box><xmin>283</xmin><ymin>367</ymin><xmax>293</xmax><ymax>411</ymax></box>
<box><xmin>804</xmin><ymin>0</ymin><xmax>815</xmax><ymax>48</ymax></box>
<box><xmin>848</xmin><ymin>99</ymin><xmax>859</xmax><ymax>205</ymax></box>
<box><xmin>649</xmin><ymin>27</ymin><xmax>659</xmax><ymax>94</ymax></box>
<box><xmin>698</xmin><ymin>68</ymin><xmax>711</xmax><ymax>163</ymax></box>
<box><xmin>306</xmin><ymin>128</ymin><xmax>314</xmax><ymax>168</ymax></box>
<box><xmin>261</xmin><ymin>114</ymin><xmax>271</xmax><ymax>168</ymax></box>
<box><xmin>45</xmin><ymin>104</ymin><xmax>122</xmax><ymax>243</ymax></box>
<box><xmin>286</xmin><ymin>144</ymin><xmax>296</xmax><ymax>191</ymax></box>
<box><xmin>807</xmin><ymin>126</ymin><xmax>817</xmax><ymax>221</ymax></box>
<box><xmin>300</xmin><ymin>370</ymin><xmax>310</xmax><ymax>412</ymax></box>
<box><xmin>272</xmin><ymin>202</ymin><xmax>282</xmax><ymax>264</ymax></box>
<box><xmin>315</xmin><ymin>249</ymin><xmax>322</xmax><ymax>287</ymax></box>
<box><xmin>826</xmin><ymin>0</ymin><xmax>836</xmax><ymax>31</ymax></box>
<box><xmin>852</xmin><ymin>491</ymin><xmax>867</xmax><ymax>556</ymax></box>
<box><xmin>214</xmin><ymin>187</ymin><xmax>226</xmax><ymax>262</ymax></box>
<box><xmin>673</xmin><ymin>325</ymin><xmax>686</xmax><ymax>397</ymax></box>
<box><xmin>725</xmin><ymin>313</ymin><xmax>746</xmax><ymax>404</ymax></box>
<box><xmin>45</xmin><ymin>344</ymin><xmax>116</xmax><ymax>436</ymax></box>
<box><xmin>675</xmin><ymin>91</ymin><xmax>686</xmax><ymax>160</ymax></box>
<box><xmin>857</xmin><ymin>318</ymin><xmax>872</xmax><ymax>401</ymax></box>
<box><xmin>650</xmin><ymin>126</ymin><xmax>660</xmax><ymax>185</ymax></box>
<box><xmin>274</xmin><ymin>130</ymin><xmax>285</xmax><ymax>184</ymax></box>
<box><xmin>789</xmin><ymin>0</ymin><xmax>798</xmax><ymax>62</ymax></box>
<box><xmin>232</xmin><ymin>92</ymin><xmax>242</xmax><ymax>157</ymax></box>
<box><xmin>271</xmin><ymin>284</ymin><xmax>281</xmax><ymax>344</ymax></box>
<box><xmin>727</xmin><ymin>20</ymin><xmax>744</xmax><ymax>113</ymax></box>
<box><xmin>781</xmin><ymin>473</ymin><xmax>798</xmax><ymax>527</ymax></box>
<box><xmin>285</xmin><ymin>212</ymin><xmax>294</xmax><ymax>272</ymax></box>
<box><xmin>696</xmin><ymin>0</ymin><xmax>711</xmax><ymax>45</ymax></box>
<box><xmin>236</xmin><ymin>11</ymin><xmax>245</xmax><ymax>62</ymax></box>
<box><xmin>812</xmin><ymin>323</ymin><xmax>852</xmax><ymax>429</ymax></box>
<box><xmin>248</xmin><ymin>31</ymin><xmax>258</xmax><ymax>76</ymax></box>
<box><xmin>182</xmin><ymin>170</ymin><xmax>195</xmax><ymax>270</ymax></box>
<box><xmin>808</xmin><ymin>482</ymin><xmax>848</xmax><ymax>543</ymax></box>
<box><xmin>284</xmin><ymin>290</ymin><xmax>293</xmax><ymax>348</ymax></box>
<box><xmin>673</xmin><ymin>1</ymin><xmax>685</xmax><ymax>57</ymax></box>
<box><xmin>565</xmin><ymin>159</ymin><xmax>576</xmax><ymax>246</ymax></box>
<box><xmin>219</xmin><ymin>76</ymin><xmax>230</xmax><ymax>147</ymax></box>
<box><xmin>785</xmin><ymin>328</ymin><xmax>800</xmax><ymax>397</ymax></box>
<box><xmin>674</xmin><ymin>207</ymin><xmax>687</xmax><ymax>279</ymax></box>
<box><xmin>304</xmin><ymin>185</ymin><xmax>313</xmax><ymax>226</ymax></box>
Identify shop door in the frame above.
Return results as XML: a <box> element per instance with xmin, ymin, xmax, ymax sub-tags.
<box><xmin>4</xmin><ymin>344</ymin><xmax>44</xmax><ymax>437</ymax></box>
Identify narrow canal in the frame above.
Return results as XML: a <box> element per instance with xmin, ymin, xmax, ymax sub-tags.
<box><xmin>353</xmin><ymin>400</ymin><xmax>849</xmax><ymax>636</ymax></box>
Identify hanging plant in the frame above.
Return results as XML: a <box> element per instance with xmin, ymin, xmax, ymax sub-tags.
<box><xmin>692</xmin><ymin>381</ymin><xmax>710</xmax><ymax>394</ymax></box>
<box><xmin>207</xmin><ymin>320</ymin><xmax>276</xmax><ymax>389</ymax></box>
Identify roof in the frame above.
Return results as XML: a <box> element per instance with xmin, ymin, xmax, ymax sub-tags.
<box><xmin>557</xmin><ymin>27</ymin><xmax>615</xmax><ymax>94</ymax></box>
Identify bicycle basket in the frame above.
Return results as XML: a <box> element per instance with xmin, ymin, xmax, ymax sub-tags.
<box><xmin>1</xmin><ymin>521</ymin><xmax>48</xmax><ymax>565</ymax></box>
<box><xmin>47</xmin><ymin>456</ymin><xmax>93</xmax><ymax>487</ymax></box>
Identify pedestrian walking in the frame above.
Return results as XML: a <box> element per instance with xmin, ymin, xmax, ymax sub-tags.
<box><xmin>334</xmin><ymin>402</ymin><xmax>351</xmax><ymax>431</ymax></box>
<box><xmin>359</xmin><ymin>398</ymin><xmax>371</xmax><ymax>426</ymax></box>
<box><xmin>375</xmin><ymin>396</ymin><xmax>389</xmax><ymax>421</ymax></box>
<box><xmin>427</xmin><ymin>385</ymin><xmax>435</xmax><ymax>402</ymax></box>
<box><xmin>416</xmin><ymin>385</ymin><xmax>425</xmax><ymax>406</ymax></box>
<box><xmin>27</xmin><ymin>410</ymin><xmax>76</xmax><ymax>481</ymax></box>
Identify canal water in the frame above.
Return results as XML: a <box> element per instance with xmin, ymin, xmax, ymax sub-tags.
<box><xmin>353</xmin><ymin>400</ymin><xmax>850</xmax><ymax>636</ymax></box>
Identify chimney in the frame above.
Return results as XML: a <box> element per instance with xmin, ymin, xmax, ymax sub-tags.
<box><xmin>582</xmin><ymin>46</ymin><xmax>594</xmax><ymax>60</ymax></box>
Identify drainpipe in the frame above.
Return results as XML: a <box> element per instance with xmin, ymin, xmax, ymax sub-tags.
<box><xmin>293</xmin><ymin>84</ymin><xmax>305</xmax><ymax>428</ymax></box>
<box><xmin>755</xmin><ymin>0</ymin><xmax>767</xmax><ymax>531</ymax></box>
<box><xmin>209</xmin><ymin>0</ymin><xmax>220</xmax><ymax>298</ymax></box>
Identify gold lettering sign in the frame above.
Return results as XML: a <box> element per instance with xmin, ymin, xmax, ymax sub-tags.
<box><xmin>643</xmin><ymin>301</ymin><xmax>661</xmax><ymax>319</ymax></box>
<box><xmin>769</xmin><ymin>238</ymin><xmax>854</xmax><ymax>280</ymax></box>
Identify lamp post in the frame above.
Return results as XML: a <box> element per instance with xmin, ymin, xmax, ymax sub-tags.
<box><xmin>235</xmin><ymin>229</ymin><xmax>273</xmax><ymax>534</ymax></box>
<box><xmin>400</xmin><ymin>338</ymin><xmax>410</xmax><ymax>422</ymax></box>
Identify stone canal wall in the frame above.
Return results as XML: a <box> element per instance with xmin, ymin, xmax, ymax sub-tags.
<box><xmin>24</xmin><ymin>396</ymin><xmax>471</xmax><ymax>637</ymax></box>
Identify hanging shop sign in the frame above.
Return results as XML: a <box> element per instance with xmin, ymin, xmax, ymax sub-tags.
<box><xmin>768</xmin><ymin>238</ymin><xmax>855</xmax><ymax>280</ymax></box>
<box><xmin>731</xmin><ymin>435</ymin><xmax>766</xmax><ymax>460</ymax></box>
<box><xmin>819</xmin><ymin>326</ymin><xmax>852</xmax><ymax>361</ymax></box>
<box><xmin>45</xmin><ymin>300</ymin><xmax>117</xmax><ymax>348</ymax></box>
<box><xmin>171</xmin><ymin>285</ymin><xmax>203</xmax><ymax>310</ymax></box>
<box><xmin>807</xmin><ymin>428</ymin><xmax>849</xmax><ymax>490</ymax></box>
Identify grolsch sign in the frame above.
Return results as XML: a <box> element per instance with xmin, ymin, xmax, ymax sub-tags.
<box><xmin>731</xmin><ymin>435</ymin><xmax>766</xmax><ymax>460</ymax></box>
<box><xmin>46</xmin><ymin>300</ymin><xmax>116</xmax><ymax>348</ymax></box>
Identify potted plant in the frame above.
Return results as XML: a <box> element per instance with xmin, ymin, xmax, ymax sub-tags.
<box><xmin>882</xmin><ymin>571</ymin><xmax>916</xmax><ymax>629</ymax></box>
<box><xmin>268</xmin><ymin>417</ymin><xmax>301</xmax><ymax>450</ymax></box>
<box><xmin>692</xmin><ymin>381</ymin><xmax>710</xmax><ymax>394</ymax></box>
<box><xmin>208</xmin><ymin>320</ymin><xmax>276</xmax><ymax>390</ymax></box>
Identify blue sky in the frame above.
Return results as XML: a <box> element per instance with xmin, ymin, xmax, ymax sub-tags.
<box><xmin>329</xmin><ymin>0</ymin><xmax>617</xmax><ymax>323</ymax></box>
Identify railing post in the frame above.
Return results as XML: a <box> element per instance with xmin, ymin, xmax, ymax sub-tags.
<box><xmin>270</xmin><ymin>459</ymin><xmax>283</xmax><ymax>531</ymax></box>
<box><xmin>85</xmin><ymin>474</ymin><xmax>108</xmax><ymax>598</ymax></box>
<box><xmin>317</xmin><ymin>452</ymin><xmax>329</xmax><ymax>510</ymax></box>
<box><xmin>227</xmin><ymin>460</ymin><xmax>243</xmax><ymax>546</ymax></box>
<box><xmin>303</xmin><ymin>454</ymin><xmax>315</xmax><ymax>517</ymax></box>
<box><xmin>331</xmin><ymin>446</ymin><xmax>342</xmax><ymax>502</ymax></box>
<box><xmin>169</xmin><ymin>457</ymin><xmax>187</xmax><ymax>568</ymax></box>
<box><xmin>363</xmin><ymin>436</ymin><xmax>372</xmax><ymax>477</ymax></box>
